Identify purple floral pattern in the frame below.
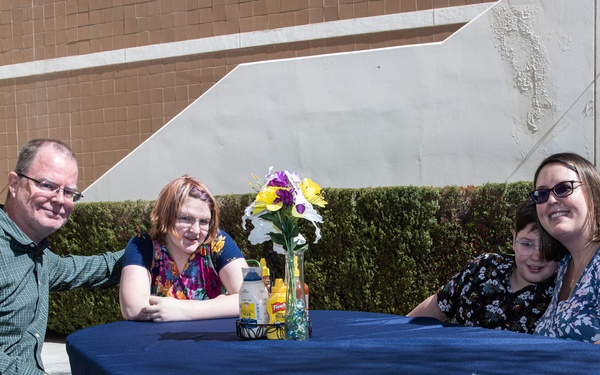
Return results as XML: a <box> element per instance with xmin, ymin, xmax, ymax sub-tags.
<box><xmin>534</xmin><ymin>247</ymin><xmax>600</xmax><ymax>343</ymax></box>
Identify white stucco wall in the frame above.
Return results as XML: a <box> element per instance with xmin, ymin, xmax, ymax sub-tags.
<box><xmin>83</xmin><ymin>0</ymin><xmax>597</xmax><ymax>202</ymax></box>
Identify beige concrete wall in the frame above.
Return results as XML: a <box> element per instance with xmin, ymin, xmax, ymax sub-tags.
<box><xmin>82</xmin><ymin>0</ymin><xmax>598</xmax><ymax>201</ymax></box>
<box><xmin>0</xmin><ymin>0</ymin><xmax>491</xmax><ymax>192</ymax></box>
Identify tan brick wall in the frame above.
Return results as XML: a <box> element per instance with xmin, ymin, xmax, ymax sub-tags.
<box><xmin>0</xmin><ymin>0</ymin><xmax>495</xmax><ymax>193</ymax></box>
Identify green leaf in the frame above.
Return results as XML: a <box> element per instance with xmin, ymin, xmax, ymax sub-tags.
<box><xmin>260</xmin><ymin>211</ymin><xmax>280</xmax><ymax>223</ymax></box>
<box><xmin>269</xmin><ymin>232</ymin><xmax>286</xmax><ymax>245</ymax></box>
<box><xmin>280</xmin><ymin>216</ymin><xmax>299</xmax><ymax>238</ymax></box>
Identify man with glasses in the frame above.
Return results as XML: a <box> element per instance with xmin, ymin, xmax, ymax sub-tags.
<box><xmin>0</xmin><ymin>138</ymin><xmax>124</xmax><ymax>375</ymax></box>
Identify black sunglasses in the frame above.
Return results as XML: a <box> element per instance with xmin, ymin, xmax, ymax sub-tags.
<box><xmin>530</xmin><ymin>180</ymin><xmax>582</xmax><ymax>204</ymax></box>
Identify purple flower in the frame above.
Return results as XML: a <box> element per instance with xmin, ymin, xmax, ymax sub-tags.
<box><xmin>267</xmin><ymin>171</ymin><xmax>290</xmax><ymax>187</ymax></box>
<box><xmin>296</xmin><ymin>204</ymin><xmax>305</xmax><ymax>214</ymax></box>
<box><xmin>273</xmin><ymin>188</ymin><xmax>294</xmax><ymax>207</ymax></box>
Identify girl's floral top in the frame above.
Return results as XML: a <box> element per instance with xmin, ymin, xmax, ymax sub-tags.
<box><xmin>534</xmin><ymin>247</ymin><xmax>600</xmax><ymax>343</ymax></box>
<box><xmin>437</xmin><ymin>253</ymin><xmax>555</xmax><ymax>334</ymax></box>
<box><xmin>123</xmin><ymin>230</ymin><xmax>244</xmax><ymax>300</ymax></box>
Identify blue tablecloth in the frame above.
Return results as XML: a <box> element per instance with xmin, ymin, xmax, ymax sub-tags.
<box><xmin>66</xmin><ymin>310</ymin><xmax>600</xmax><ymax>374</ymax></box>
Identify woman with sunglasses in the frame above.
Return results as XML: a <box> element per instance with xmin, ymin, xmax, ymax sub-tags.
<box><xmin>407</xmin><ymin>199</ymin><xmax>560</xmax><ymax>333</ymax></box>
<box><xmin>119</xmin><ymin>175</ymin><xmax>249</xmax><ymax>322</ymax></box>
<box><xmin>530</xmin><ymin>153</ymin><xmax>600</xmax><ymax>343</ymax></box>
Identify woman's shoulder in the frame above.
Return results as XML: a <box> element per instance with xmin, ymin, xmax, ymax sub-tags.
<box><xmin>211</xmin><ymin>229</ymin><xmax>241</xmax><ymax>254</ymax></box>
<box><xmin>124</xmin><ymin>233</ymin><xmax>154</xmax><ymax>267</ymax></box>
<box><xmin>213</xmin><ymin>229</ymin><xmax>241</xmax><ymax>247</ymax></box>
<box><xmin>215</xmin><ymin>229</ymin><xmax>235</xmax><ymax>240</ymax></box>
<box><xmin>126</xmin><ymin>233</ymin><xmax>153</xmax><ymax>248</ymax></box>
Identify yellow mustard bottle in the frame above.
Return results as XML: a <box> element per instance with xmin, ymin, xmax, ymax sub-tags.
<box><xmin>266</xmin><ymin>278</ymin><xmax>286</xmax><ymax>340</ymax></box>
<box><xmin>260</xmin><ymin>258</ymin><xmax>272</xmax><ymax>293</ymax></box>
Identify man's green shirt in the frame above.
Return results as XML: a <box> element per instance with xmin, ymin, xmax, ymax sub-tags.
<box><xmin>0</xmin><ymin>208</ymin><xmax>124</xmax><ymax>374</ymax></box>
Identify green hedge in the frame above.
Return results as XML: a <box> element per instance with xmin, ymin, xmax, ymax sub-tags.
<box><xmin>47</xmin><ymin>181</ymin><xmax>532</xmax><ymax>335</ymax></box>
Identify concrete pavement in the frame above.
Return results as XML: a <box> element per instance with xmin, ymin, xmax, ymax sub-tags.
<box><xmin>42</xmin><ymin>340</ymin><xmax>71</xmax><ymax>375</ymax></box>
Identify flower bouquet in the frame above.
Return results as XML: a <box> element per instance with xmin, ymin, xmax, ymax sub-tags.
<box><xmin>242</xmin><ymin>168</ymin><xmax>327</xmax><ymax>340</ymax></box>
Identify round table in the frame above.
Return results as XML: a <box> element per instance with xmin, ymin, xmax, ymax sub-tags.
<box><xmin>66</xmin><ymin>310</ymin><xmax>600</xmax><ymax>374</ymax></box>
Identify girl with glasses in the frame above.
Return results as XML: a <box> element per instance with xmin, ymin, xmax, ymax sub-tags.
<box><xmin>119</xmin><ymin>175</ymin><xmax>249</xmax><ymax>321</ymax></box>
<box><xmin>531</xmin><ymin>153</ymin><xmax>600</xmax><ymax>343</ymax></box>
<box><xmin>407</xmin><ymin>199</ymin><xmax>560</xmax><ymax>333</ymax></box>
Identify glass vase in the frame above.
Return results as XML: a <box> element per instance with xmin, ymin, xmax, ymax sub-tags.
<box><xmin>284</xmin><ymin>249</ymin><xmax>309</xmax><ymax>340</ymax></box>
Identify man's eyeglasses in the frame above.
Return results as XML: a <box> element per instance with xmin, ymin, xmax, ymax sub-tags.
<box><xmin>514</xmin><ymin>240</ymin><xmax>541</xmax><ymax>257</ymax></box>
<box><xmin>18</xmin><ymin>174</ymin><xmax>83</xmax><ymax>202</ymax></box>
<box><xmin>529</xmin><ymin>180</ymin><xmax>582</xmax><ymax>204</ymax></box>
<box><xmin>176</xmin><ymin>216</ymin><xmax>212</xmax><ymax>229</ymax></box>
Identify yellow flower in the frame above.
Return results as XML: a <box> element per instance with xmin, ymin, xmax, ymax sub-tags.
<box><xmin>242</xmin><ymin>169</ymin><xmax>327</xmax><ymax>251</ymax></box>
<box><xmin>300</xmin><ymin>178</ymin><xmax>327</xmax><ymax>207</ymax></box>
<box><xmin>211</xmin><ymin>235</ymin><xmax>225</xmax><ymax>254</ymax></box>
<box><xmin>157</xmin><ymin>279</ymin><xmax>175</xmax><ymax>298</ymax></box>
<box><xmin>163</xmin><ymin>280</ymin><xmax>173</xmax><ymax>297</ymax></box>
<box><xmin>252</xmin><ymin>186</ymin><xmax>283</xmax><ymax>214</ymax></box>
